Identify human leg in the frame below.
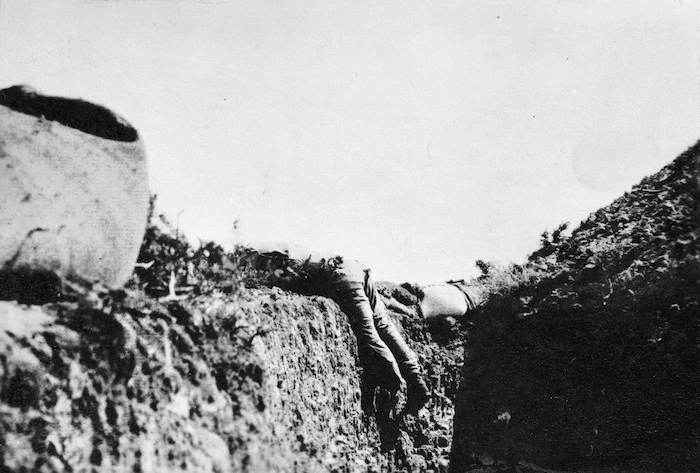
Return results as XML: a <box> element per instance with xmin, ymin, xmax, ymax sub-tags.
<box><xmin>371</xmin><ymin>298</ymin><xmax>422</xmax><ymax>378</ymax></box>
<box><xmin>335</xmin><ymin>279</ymin><xmax>404</xmax><ymax>390</ymax></box>
<box><xmin>364</xmin><ymin>277</ymin><xmax>430</xmax><ymax>411</ymax></box>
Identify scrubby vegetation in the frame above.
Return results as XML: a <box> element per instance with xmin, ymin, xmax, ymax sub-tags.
<box><xmin>127</xmin><ymin>196</ymin><xmax>244</xmax><ymax>298</ymax></box>
<box><xmin>452</xmin><ymin>142</ymin><xmax>700</xmax><ymax>472</ymax></box>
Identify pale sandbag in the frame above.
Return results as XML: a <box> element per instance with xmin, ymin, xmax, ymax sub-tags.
<box><xmin>418</xmin><ymin>284</ymin><xmax>470</xmax><ymax>320</ymax></box>
<box><xmin>0</xmin><ymin>85</ymin><xmax>149</xmax><ymax>288</ymax></box>
<box><xmin>446</xmin><ymin>280</ymin><xmax>482</xmax><ymax>310</ymax></box>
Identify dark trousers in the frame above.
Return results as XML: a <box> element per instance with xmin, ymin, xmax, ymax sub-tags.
<box><xmin>335</xmin><ymin>267</ymin><xmax>421</xmax><ymax>389</ymax></box>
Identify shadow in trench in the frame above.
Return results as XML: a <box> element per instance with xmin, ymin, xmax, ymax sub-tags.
<box><xmin>359</xmin><ymin>373</ymin><xmax>404</xmax><ymax>452</ymax></box>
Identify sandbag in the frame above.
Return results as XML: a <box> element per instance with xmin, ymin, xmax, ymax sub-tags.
<box><xmin>0</xmin><ymin>85</ymin><xmax>149</xmax><ymax>288</ymax></box>
<box><xmin>418</xmin><ymin>284</ymin><xmax>470</xmax><ymax>320</ymax></box>
<box><xmin>446</xmin><ymin>280</ymin><xmax>482</xmax><ymax>311</ymax></box>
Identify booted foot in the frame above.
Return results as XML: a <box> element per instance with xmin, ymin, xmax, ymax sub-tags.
<box><xmin>377</xmin><ymin>368</ymin><xmax>404</xmax><ymax>393</ymax></box>
<box><xmin>363</xmin><ymin>353</ymin><xmax>404</xmax><ymax>392</ymax></box>
<box><xmin>404</xmin><ymin>379</ymin><xmax>430</xmax><ymax>414</ymax></box>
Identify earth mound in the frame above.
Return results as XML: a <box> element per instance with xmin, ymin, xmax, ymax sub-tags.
<box><xmin>451</xmin><ymin>142</ymin><xmax>700</xmax><ymax>472</ymax></box>
<box><xmin>0</xmin><ymin>208</ymin><xmax>468</xmax><ymax>472</ymax></box>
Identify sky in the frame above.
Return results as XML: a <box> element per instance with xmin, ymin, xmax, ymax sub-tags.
<box><xmin>1</xmin><ymin>0</ymin><xmax>699</xmax><ymax>284</ymax></box>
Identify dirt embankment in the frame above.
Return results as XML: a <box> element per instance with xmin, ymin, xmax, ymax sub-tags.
<box><xmin>0</xmin><ymin>220</ymin><xmax>467</xmax><ymax>472</ymax></box>
<box><xmin>0</xmin><ymin>284</ymin><xmax>378</xmax><ymax>471</ymax></box>
<box><xmin>451</xmin><ymin>142</ymin><xmax>700</xmax><ymax>472</ymax></box>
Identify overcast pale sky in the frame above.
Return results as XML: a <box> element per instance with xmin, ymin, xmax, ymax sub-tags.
<box><xmin>1</xmin><ymin>0</ymin><xmax>699</xmax><ymax>283</ymax></box>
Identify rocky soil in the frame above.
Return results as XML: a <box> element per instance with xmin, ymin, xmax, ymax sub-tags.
<box><xmin>450</xmin><ymin>142</ymin><xmax>700</xmax><ymax>473</ymax></box>
<box><xmin>0</xmin><ymin>210</ymin><xmax>466</xmax><ymax>472</ymax></box>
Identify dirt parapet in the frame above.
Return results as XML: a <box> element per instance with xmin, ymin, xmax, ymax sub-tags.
<box><xmin>0</xmin><ymin>282</ymin><xmax>387</xmax><ymax>472</ymax></box>
<box><xmin>0</xmin><ymin>206</ymin><xmax>474</xmax><ymax>472</ymax></box>
<box><xmin>451</xmin><ymin>142</ymin><xmax>700</xmax><ymax>472</ymax></box>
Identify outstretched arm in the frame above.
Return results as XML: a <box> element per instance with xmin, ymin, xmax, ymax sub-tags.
<box><xmin>383</xmin><ymin>296</ymin><xmax>417</xmax><ymax>317</ymax></box>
